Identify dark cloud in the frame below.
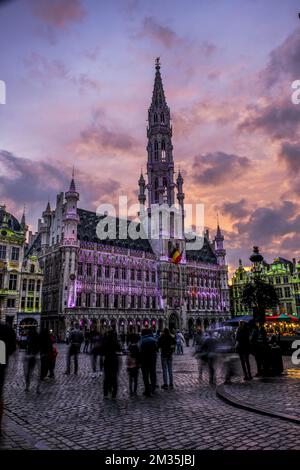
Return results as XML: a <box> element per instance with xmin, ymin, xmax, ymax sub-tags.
<box><xmin>238</xmin><ymin>101</ymin><xmax>300</xmax><ymax>140</ymax></box>
<box><xmin>30</xmin><ymin>0</ymin><xmax>86</xmax><ymax>30</ymax></box>
<box><xmin>137</xmin><ymin>16</ymin><xmax>216</xmax><ymax>56</ymax></box>
<box><xmin>80</xmin><ymin>119</ymin><xmax>137</xmax><ymax>151</ymax></box>
<box><xmin>234</xmin><ymin>201</ymin><xmax>299</xmax><ymax>245</ymax></box>
<box><xmin>279</xmin><ymin>141</ymin><xmax>300</xmax><ymax>174</ymax></box>
<box><xmin>192</xmin><ymin>151</ymin><xmax>251</xmax><ymax>186</ymax></box>
<box><xmin>0</xmin><ymin>150</ymin><xmax>121</xmax><ymax>228</ymax></box>
<box><xmin>221</xmin><ymin>199</ymin><xmax>249</xmax><ymax>220</ymax></box>
<box><xmin>261</xmin><ymin>29</ymin><xmax>300</xmax><ymax>88</ymax></box>
<box><xmin>0</xmin><ymin>149</ymin><xmax>67</xmax><ymax>204</ymax></box>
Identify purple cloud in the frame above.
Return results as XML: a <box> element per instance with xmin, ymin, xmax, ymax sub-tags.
<box><xmin>192</xmin><ymin>151</ymin><xmax>251</xmax><ymax>185</ymax></box>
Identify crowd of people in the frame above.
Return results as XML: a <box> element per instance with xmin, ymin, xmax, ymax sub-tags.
<box><xmin>0</xmin><ymin>318</ymin><xmax>285</xmax><ymax>433</ymax></box>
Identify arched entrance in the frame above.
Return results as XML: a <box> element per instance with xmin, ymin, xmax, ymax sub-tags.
<box><xmin>169</xmin><ymin>313</ymin><xmax>179</xmax><ymax>333</ymax></box>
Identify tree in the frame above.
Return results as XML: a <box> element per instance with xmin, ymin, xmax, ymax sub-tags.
<box><xmin>241</xmin><ymin>278</ymin><xmax>279</xmax><ymax>323</ymax></box>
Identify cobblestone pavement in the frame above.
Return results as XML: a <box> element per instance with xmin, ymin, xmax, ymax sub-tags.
<box><xmin>1</xmin><ymin>345</ymin><xmax>300</xmax><ymax>450</ymax></box>
<box><xmin>219</xmin><ymin>362</ymin><xmax>300</xmax><ymax>422</ymax></box>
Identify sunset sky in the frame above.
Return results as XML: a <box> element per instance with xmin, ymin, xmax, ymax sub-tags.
<box><xmin>1</xmin><ymin>0</ymin><xmax>300</xmax><ymax>273</ymax></box>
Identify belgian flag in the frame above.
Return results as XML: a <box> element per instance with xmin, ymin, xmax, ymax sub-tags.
<box><xmin>170</xmin><ymin>245</ymin><xmax>182</xmax><ymax>264</ymax></box>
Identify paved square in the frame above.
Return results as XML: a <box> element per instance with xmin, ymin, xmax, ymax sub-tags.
<box><xmin>1</xmin><ymin>345</ymin><xmax>300</xmax><ymax>450</ymax></box>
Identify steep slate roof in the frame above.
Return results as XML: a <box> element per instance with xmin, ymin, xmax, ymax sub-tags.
<box><xmin>78</xmin><ymin>209</ymin><xmax>218</xmax><ymax>264</ymax></box>
<box><xmin>185</xmin><ymin>236</ymin><xmax>218</xmax><ymax>264</ymax></box>
<box><xmin>77</xmin><ymin>209</ymin><xmax>153</xmax><ymax>252</ymax></box>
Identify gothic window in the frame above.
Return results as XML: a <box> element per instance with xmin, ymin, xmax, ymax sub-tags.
<box><xmin>146</xmin><ymin>297</ymin><xmax>150</xmax><ymax>309</ymax></box>
<box><xmin>78</xmin><ymin>262</ymin><xmax>83</xmax><ymax>276</ymax></box>
<box><xmin>137</xmin><ymin>296</ymin><xmax>142</xmax><ymax>309</ymax></box>
<box><xmin>131</xmin><ymin>269</ymin><xmax>135</xmax><ymax>281</ymax></box>
<box><xmin>114</xmin><ymin>295</ymin><xmax>119</xmax><ymax>309</ymax></box>
<box><xmin>160</xmin><ymin>112</ymin><xmax>165</xmax><ymax>123</ymax></box>
<box><xmin>131</xmin><ymin>295</ymin><xmax>135</xmax><ymax>308</ymax></box>
<box><xmin>154</xmin><ymin>178</ymin><xmax>159</xmax><ymax>203</ymax></box>
<box><xmin>114</xmin><ymin>267</ymin><xmax>119</xmax><ymax>279</ymax></box>
<box><xmin>86</xmin><ymin>293</ymin><xmax>91</xmax><ymax>307</ymax></box>
<box><xmin>158</xmin><ymin>93</ymin><xmax>162</xmax><ymax>105</ymax></box>
<box><xmin>154</xmin><ymin>141</ymin><xmax>158</xmax><ymax>161</ymax></box>
<box><xmin>97</xmin><ymin>265</ymin><xmax>102</xmax><ymax>279</ymax></box>
<box><xmin>161</xmin><ymin>140</ymin><xmax>166</xmax><ymax>161</ymax></box>
<box><xmin>137</xmin><ymin>270</ymin><xmax>142</xmax><ymax>281</ymax></box>
<box><xmin>151</xmin><ymin>271</ymin><xmax>156</xmax><ymax>283</ymax></box>
<box><xmin>105</xmin><ymin>266</ymin><xmax>110</xmax><ymax>278</ymax></box>
<box><xmin>121</xmin><ymin>268</ymin><xmax>126</xmax><ymax>280</ymax></box>
<box><xmin>96</xmin><ymin>294</ymin><xmax>101</xmax><ymax>307</ymax></box>
<box><xmin>145</xmin><ymin>271</ymin><xmax>149</xmax><ymax>282</ymax></box>
<box><xmin>154</xmin><ymin>113</ymin><xmax>158</xmax><ymax>123</ymax></box>
<box><xmin>121</xmin><ymin>295</ymin><xmax>126</xmax><ymax>309</ymax></box>
<box><xmin>86</xmin><ymin>263</ymin><xmax>92</xmax><ymax>277</ymax></box>
<box><xmin>104</xmin><ymin>294</ymin><xmax>109</xmax><ymax>308</ymax></box>
<box><xmin>76</xmin><ymin>293</ymin><xmax>82</xmax><ymax>307</ymax></box>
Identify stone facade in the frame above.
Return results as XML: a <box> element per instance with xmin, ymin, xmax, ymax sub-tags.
<box><xmin>0</xmin><ymin>205</ymin><xmax>43</xmax><ymax>333</ymax></box>
<box><xmin>231</xmin><ymin>257</ymin><xmax>300</xmax><ymax>317</ymax></box>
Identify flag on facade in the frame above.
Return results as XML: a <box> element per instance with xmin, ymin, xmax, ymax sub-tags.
<box><xmin>170</xmin><ymin>245</ymin><xmax>182</xmax><ymax>264</ymax></box>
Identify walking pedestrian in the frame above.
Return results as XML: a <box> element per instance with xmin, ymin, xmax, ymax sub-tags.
<box><xmin>157</xmin><ymin>328</ymin><xmax>176</xmax><ymax>389</ymax></box>
<box><xmin>24</xmin><ymin>327</ymin><xmax>41</xmax><ymax>393</ymax></box>
<box><xmin>126</xmin><ymin>334</ymin><xmax>140</xmax><ymax>396</ymax></box>
<box><xmin>102</xmin><ymin>329</ymin><xmax>121</xmax><ymax>399</ymax></box>
<box><xmin>235</xmin><ymin>321</ymin><xmax>252</xmax><ymax>381</ymax></box>
<box><xmin>90</xmin><ymin>327</ymin><xmax>104</xmax><ymax>377</ymax></box>
<box><xmin>0</xmin><ymin>321</ymin><xmax>16</xmax><ymax>435</ymax></box>
<box><xmin>139</xmin><ymin>328</ymin><xmax>157</xmax><ymax>396</ymax></box>
<box><xmin>40</xmin><ymin>329</ymin><xmax>53</xmax><ymax>380</ymax></box>
<box><xmin>175</xmin><ymin>330</ymin><xmax>185</xmax><ymax>354</ymax></box>
<box><xmin>83</xmin><ymin>330</ymin><xmax>90</xmax><ymax>353</ymax></box>
<box><xmin>250</xmin><ymin>322</ymin><xmax>268</xmax><ymax>377</ymax></box>
<box><xmin>65</xmin><ymin>324</ymin><xmax>83</xmax><ymax>375</ymax></box>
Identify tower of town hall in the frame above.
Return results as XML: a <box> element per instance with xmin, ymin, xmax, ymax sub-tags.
<box><xmin>27</xmin><ymin>60</ymin><xmax>230</xmax><ymax>337</ymax></box>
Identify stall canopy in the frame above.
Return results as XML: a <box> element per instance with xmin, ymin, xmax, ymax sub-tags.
<box><xmin>265</xmin><ymin>314</ymin><xmax>299</xmax><ymax>322</ymax></box>
<box><xmin>225</xmin><ymin>315</ymin><xmax>253</xmax><ymax>324</ymax></box>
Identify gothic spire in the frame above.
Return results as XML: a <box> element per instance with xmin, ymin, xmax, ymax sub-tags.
<box><xmin>150</xmin><ymin>57</ymin><xmax>167</xmax><ymax>111</ymax></box>
<box><xmin>69</xmin><ymin>166</ymin><xmax>76</xmax><ymax>192</ymax></box>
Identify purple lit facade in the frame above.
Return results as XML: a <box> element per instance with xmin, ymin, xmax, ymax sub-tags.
<box><xmin>28</xmin><ymin>62</ymin><xmax>230</xmax><ymax>337</ymax></box>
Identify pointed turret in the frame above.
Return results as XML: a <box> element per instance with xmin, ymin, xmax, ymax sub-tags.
<box><xmin>63</xmin><ymin>171</ymin><xmax>79</xmax><ymax>243</ymax></box>
<box><xmin>214</xmin><ymin>219</ymin><xmax>226</xmax><ymax>266</ymax></box>
<box><xmin>138</xmin><ymin>170</ymin><xmax>146</xmax><ymax>206</ymax></box>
